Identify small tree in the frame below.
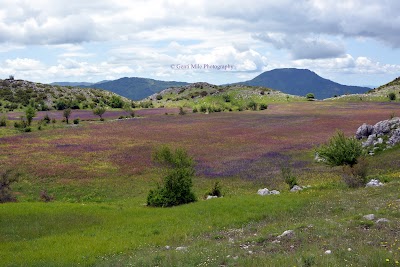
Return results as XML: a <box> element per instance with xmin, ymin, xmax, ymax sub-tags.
<box><xmin>147</xmin><ymin>146</ymin><xmax>196</xmax><ymax>207</ymax></box>
<box><xmin>0</xmin><ymin>113</ymin><xmax>7</xmax><ymax>127</ymax></box>
<box><xmin>93</xmin><ymin>106</ymin><xmax>106</xmax><ymax>121</ymax></box>
<box><xmin>25</xmin><ymin>105</ymin><xmax>36</xmax><ymax>126</ymax></box>
<box><xmin>388</xmin><ymin>92</ymin><xmax>396</xmax><ymax>101</ymax></box>
<box><xmin>306</xmin><ymin>93</ymin><xmax>315</xmax><ymax>100</ymax></box>
<box><xmin>63</xmin><ymin>108</ymin><xmax>72</xmax><ymax>124</ymax></box>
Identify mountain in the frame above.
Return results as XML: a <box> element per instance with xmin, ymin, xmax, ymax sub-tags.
<box><xmin>85</xmin><ymin>77</ymin><xmax>189</xmax><ymax>100</ymax></box>
<box><xmin>239</xmin><ymin>68</ymin><xmax>370</xmax><ymax>99</ymax></box>
<box><xmin>51</xmin><ymin>82</ymin><xmax>95</xmax><ymax>87</ymax></box>
<box><xmin>0</xmin><ymin>78</ymin><xmax>130</xmax><ymax>111</ymax></box>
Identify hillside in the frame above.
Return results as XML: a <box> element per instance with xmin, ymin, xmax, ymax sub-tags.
<box><xmin>239</xmin><ymin>68</ymin><xmax>370</xmax><ymax>99</ymax></box>
<box><xmin>0</xmin><ymin>78</ymin><xmax>131</xmax><ymax>111</ymax></box>
<box><xmin>325</xmin><ymin>76</ymin><xmax>400</xmax><ymax>102</ymax></box>
<box><xmin>146</xmin><ymin>82</ymin><xmax>305</xmax><ymax>112</ymax></box>
<box><xmin>85</xmin><ymin>77</ymin><xmax>189</xmax><ymax>100</ymax></box>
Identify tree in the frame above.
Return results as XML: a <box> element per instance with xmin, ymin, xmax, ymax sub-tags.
<box><xmin>109</xmin><ymin>95</ymin><xmax>124</xmax><ymax>108</ymax></box>
<box><xmin>147</xmin><ymin>146</ymin><xmax>196</xmax><ymax>207</ymax></box>
<box><xmin>306</xmin><ymin>93</ymin><xmax>315</xmax><ymax>100</ymax></box>
<box><xmin>63</xmin><ymin>108</ymin><xmax>72</xmax><ymax>124</ymax></box>
<box><xmin>388</xmin><ymin>92</ymin><xmax>396</xmax><ymax>101</ymax></box>
<box><xmin>93</xmin><ymin>106</ymin><xmax>106</xmax><ymax>121</ymax></box>
<box><xmin>25</xmin><ymin>105</ymin><xmax>36</xmax><ymax>126</ymax></box>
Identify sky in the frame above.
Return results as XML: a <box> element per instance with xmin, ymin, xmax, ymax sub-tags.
<box><xmin>0</xmin><ymin>0</ymin><xmax>400</xmax><ymax>87</ymax></box>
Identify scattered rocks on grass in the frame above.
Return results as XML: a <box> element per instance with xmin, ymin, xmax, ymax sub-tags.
<box><xmin>290</xmin><ymin>185</ymin><xmax>311</xmax><ymax>192</ymax></box>
<box><xmin>366</xmin><ymin>179</ymin><xmax>384</xmax><ymax>187</ymax></box>
<box><xmin>257</xmin><ymin>188</ymin><xmax>280</xmax><ymax>196</ymax></box>
<box><xmin>376</xmin><ymin>218</ymin><xmax>390</xmax><ymax>223</ymax></box>
<box><xmin>175</xmin><ymin>246</ymin><xmax>188</xmax><ymax>252</ymax></box>
<box><xmin>363</xmin><ymin>214</ymin><xmax>375</xmax><ymax>221</ymax></box>
<box><xmin>278</xmin><ymin>230</ymin><xmax>295</xmax><ymax>239</ymax></box>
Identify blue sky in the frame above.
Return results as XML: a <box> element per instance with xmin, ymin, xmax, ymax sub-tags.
<box><xmin>0</xmin><ymin>0</ymin><xmax>399</xmax><ymax>87</ymax></box>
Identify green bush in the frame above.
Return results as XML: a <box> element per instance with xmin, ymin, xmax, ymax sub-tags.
<box><xmin>147</xmin><ymin>146</ymin><xmax>196</xmax><ymax>207</ymax></box>
<box><xmin>73</xmin><ymin>118</ymin><xmax>80</xmax><ymax>124</ymax></box>
<box><xmin>315</xmin><ymin>131</ymin><xmax>364</xmax><ymax>167</ymax></box>
<box><xmin>306</xmin><ymin>93</ymin><xmax>315</xmax><ymax>100</ymax></box>
<box><xmin>281</xmin><ymin>165</ymin><xmax>297</xmax><ymax>189</ymax></box>
<box><xmin>207</xmin><ymin>181</ymin><xmax>222</xmax><ymax>197</ymax></box>
<box><xmin>0</xmin><ymin>170</ymin><xmax>19</xmax><ymax>203</ymax></box>
<box><xmin>25</xmin><ymin>105</ymin><xmax>36</xmax><ymax>126</ymax></box>
<box><xmin>0</xmin><ymin>114</ymin><xmax>7</xmax><ymax>127</ymax></box>
<box><xmin>316</xmin><ymin>131</ymin><xmax>367</xmax><ymax>187</ymax></box>
<box><xmin>247</xmin><ymin>100</ymin><xmax>257</xmax><ymax>111</ymax></box>
<box><xmin>259</xmin><ymin>103</ymin><xmax>268</xmax><ymax>110</ymax></box>
<box><xmin>388</xmin><ymin>92</ymin><xmax>396</xmax><ymax>101</ymax></box>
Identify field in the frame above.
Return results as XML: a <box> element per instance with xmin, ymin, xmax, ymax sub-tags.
<box><xmin>1</xmin><ymin>101</ymin><xmax>400</xmax><ymax>266</ymax></box>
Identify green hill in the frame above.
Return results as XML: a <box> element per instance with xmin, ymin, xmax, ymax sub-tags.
<box><xmin>0</xmin><ymin>78</ymin><xmax>131</xmax><ymax>112</ymax></box>
<box><xmin>145</xmin><ymin>82</ymin><xmax>306</xmax><ymax>112</ymax></box>
<box><xmin>325</xmin><ymin>76</ymin><xmax>400</xmax><ymax>102</ymax></box>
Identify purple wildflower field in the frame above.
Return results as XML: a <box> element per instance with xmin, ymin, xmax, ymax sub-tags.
<box><xmin>1</xmin><ymin>102</ymin><xmax>398</xmax><ymax>186</ymax></box>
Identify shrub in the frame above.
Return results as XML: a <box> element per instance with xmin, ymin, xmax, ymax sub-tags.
<box><xmin>0</xmin><ymin>114</ymin><xmax>7</xmax><ymax>127</ymax></box>
<box><xmin>342</xmin><ymin>157</ymin><xmax>369</xmax><ymax>188</ymax></box>
<box><xmin>281</xmin><ymin>165</ymin><xmax>297</xmax><ymax>189</ymax></box>
<box><xmin>315</xmin><ymin>131</ymin><xmax>364</xmax><ymax>167</ymax></box>
<box><xmin>247</xmin><ymin>100</ymin><xmax>258</xmax><ymax>111</ymax></box>
<box><xmin>207</xmin><ymin>181</ymin><xmax>222</xmax><ymax>197</ymax></box>
<box><xmin>306</xmin><ymin>93</ymin><xmax>315</xmax><ymax>100</ymax></box>
<box><xmin>179</xmin><ymin>107</ymin><xmax>186</xmax><ymax>115</ymax></box>
<box><xmin>259</xmin><ymin>103</ymin><xmax>268</xmax><ymax>110</ymax></box>
<box><xmin>40</xmin><ymin>190</ymin><xmax>54</xmax><ymax>202</ymax></box>
<box><xmin>156</xmin><ymin>94</ymin><xmax>163</xmax><ymax>100</ymax></box>
<box><xmin>0</xmin><ymin>170</ymin><xmax>19</xmax><ymax>203</ymax></box>
<box><xmin>73</xmin><ymin>118</ymin><xmax>80</xmax><ymax>124</ymax></box>
<box><xmin>43</xmin><ymin>113</ymin><xmax>51</xmax><ymax>124</ymax></box>
<box><xmin>316</xmin><ymin>131</ymin><xmax>367</xmax><ymax>187</ymax></box>
<box><xmin>388</xmin><ymin>92</ymin><xmax>396</xmax><ymax>101</ymax></box>
<box><xmin>147</xmin><ymin>146</ymin><xmax>196</xmax><ymax>207</ymax></box>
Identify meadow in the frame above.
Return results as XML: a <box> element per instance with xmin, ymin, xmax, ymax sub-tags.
<box><xmin>0</xmin><ymin>101</ymin><xmax>400</xmax><ymax>266</ymax></box>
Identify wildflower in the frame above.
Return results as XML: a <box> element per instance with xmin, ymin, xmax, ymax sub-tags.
<box><xmin>386</xmin><ymin>259</ymin><xmax>390</xmax><ymax>262</ymax></box>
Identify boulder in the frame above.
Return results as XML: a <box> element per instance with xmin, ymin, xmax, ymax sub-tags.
<box><xmin>278</xmin><ymin>230</ymin><xmax>294</xmax><ymax>239</ymax></box>
<box><xmin>363</xmin><ymin>214</ymin><xmax>375</xmax><ymax>221</ymax></box>
<box><xmin>257</xmin><ymin>188</ymin><xmax>269</xmax><ymax>196</ymax></box>
<box><xmin>356</xmin><ymin>123</ymin><xmax>373</xmax><ymax>139</ymax></box>
<box><xmin>290</xmin><ymin>185</ymin><xmax>303</xmax><ymax>192</ymax></box>
<box><xmin>366</xmin><ymin>179</ymin><xmax>384</xmax><ymax>187</ymax></box>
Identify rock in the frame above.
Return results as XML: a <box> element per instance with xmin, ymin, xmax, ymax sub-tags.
<box><xmin>362</xmin><ymin>134</ymin><xmax>377</xmax><ymax>147</ymax></box>
<box><xmin>376</xmin><ymin>218</ymin><xmax>390</xmax><ymax>223</ymax></box>
<box><xmin>388</xmin><ymin>129</ymin><xmax>400</xmax><ymax>147</ymax></box>
<box><xmin>257</xmin><ymin>188</ymin><xmax>269</xmax><ymax>196</ymax></box>
<box><xmin>325</xmin><ymin>250</ymin><xmax>332</xmax><ymax>254</ymax></box>
<box><xmin>356</xmin><ymin>123</ymin><xmax>374</xmax><ymax>139</ymax></box>
<box><xmin>373</xmin><ymin>120</ymin><xmax>391</xmax><ymax>135</ymax></box>
<box><xmin>347</xmin><ymin>248</ymin><xmax>352</xmax><ymax>252</ymax></box>
<box><xmin>363</xmin><ymin>214</ymin><xmax>375</xmax><ymax>221</ymax></box>
<box><xmin>257</xmin><ymin>188</ymin><xmax>280</xmax><ymax>195</ymax></box>
<box><xmin>366</xmin><ymin>179</ymin><xmax>384</xmax><ymax>187</ymax></box>
<box><xmin>165</xmin><ymin>245</ymin><xmax>171</xmax><ymax>250</ymax></box>
<box><xmin>290</xmin><ymin>185</ymin><xmax>303</xmax><ymax>192</ymax></box>
<box><xmin>206</xmin><ymin>195</ymin><xmax>218</xmax><ymax>200</ymax></box>
<box><xmin>176</xmin><ymin>246</ymin><xmax>188</xmax><ymax>251</ymax></box>
<box><xmin>269</xmin><ymin>190</ymin><xmax>280</xmax><ymax>195</ymax></box>
<box><xmin>278</xmin><ymin>230</ymin><xmax>295</xmax><ymax>239</ymax></box>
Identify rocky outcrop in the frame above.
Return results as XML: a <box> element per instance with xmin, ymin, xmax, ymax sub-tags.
<box><xmin>355</xmin><ymin>117</ymin><xmax>400</xmax><ymax>154</ymax></box>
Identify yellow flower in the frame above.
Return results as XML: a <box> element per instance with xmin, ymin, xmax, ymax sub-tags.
<box><xmin>386</xmin><ymin>259</ymin><xmax>390</xmax><ymax>262</ymax></box>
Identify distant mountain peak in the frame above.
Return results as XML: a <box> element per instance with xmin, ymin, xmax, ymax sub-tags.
<box><xmin>240</xmin><ymin>68</ymin><xmax>369</xmax><ymax>99</ymax></box>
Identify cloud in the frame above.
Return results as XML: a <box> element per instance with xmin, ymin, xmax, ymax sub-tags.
<box><xmin>253</xmin><ymin>33</ymin><xmax>345</xmax><ymax>59</ymax></box>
